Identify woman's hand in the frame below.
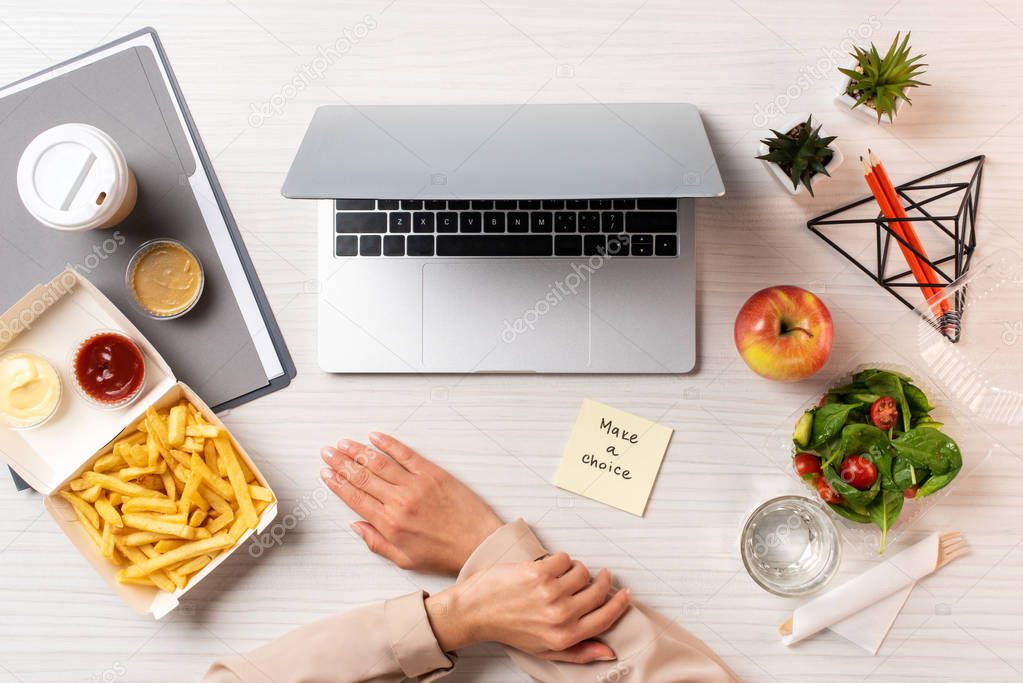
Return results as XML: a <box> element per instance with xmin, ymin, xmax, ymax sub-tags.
<box><xmin>425</xmin><ymin>553</ymin><xmax>631</xmax><ymax>663</ymax></box>
<box><xmin>320</xmin><ymin>433</ymin><xmax>503</xmax><ymax>575</ymax></box>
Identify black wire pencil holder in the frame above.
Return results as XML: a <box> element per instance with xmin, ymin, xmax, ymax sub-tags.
<box><xmin>807</xmin><ymin>155</ymin><xmax>984</xmax><ymax>343</ymax></box>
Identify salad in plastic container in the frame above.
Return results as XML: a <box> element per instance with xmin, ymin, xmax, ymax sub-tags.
<box><xmin>789</xmin><ymin>368</ymin><xmax>960</xmax><ymax>552</ymax></box>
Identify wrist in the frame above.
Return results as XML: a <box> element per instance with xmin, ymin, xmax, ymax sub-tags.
<box><xmin>425</xmin><ymin>585</ymin><xmax>477</xmax><ymax>653</ymax></box>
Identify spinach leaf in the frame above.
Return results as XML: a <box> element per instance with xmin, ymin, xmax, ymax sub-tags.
<box><xmin>854</xmin><ymin>368</ymin><xmax>912</xmax><ymax>384</ymax></box>
<box><xmin>912</xmin><ymin>416</ymin><xmax>944</xmax><ymax>430</ymax></box>
<box><xmin>892</xmin><ymin>428</ymin><xmax>962</xmax><ymax>475</ymax></box>
<box><xmin>811</xmin><ymin>403</ymin><xmax>862</xmax><ymax>448</ymax></box>
<box><xmin>871</xmin><ymin>447</ymin><xmax>897</xmax><ymax>491</ymax></box>
<box><xmin>815</xmin><ymin>435</ymin><xmax>842</xmax><ymax>466</ymax></box>
<box><xmin>824</xmin><ymin>465</ymin><xmax>881</xmax><ymax>509</ymax></box>
<box><xmin>829</xmin><ymin>502</ymin><xmax>871</xmax><ymax>524</ymax></box>
<box><xmin>904</xmin><ymin>383</ymin><xmax>934</xmax><ymax>416</ymax></box>
<box><xmin>869</xmin><ymin>489</ymin><xmax>904</xmax><ymax>553</ymax></box>
<box><xmin>918</xmin><ymin>469</ymin><xmax>959</xmax><ymax>497</ymax></box>
<box><xmin>823</xmin><ymin>423</ymin><xmax>890</xmax><ymax>468</ymax></box>
<box><xmin>892</xmin><ymin>456</ymin><xmax>919</xmax><ymax>490</ymax></box>
<box><xmin>864</xmin><ymin>370</ymin><xmax>912</xmax><ymax>432</ymax></box>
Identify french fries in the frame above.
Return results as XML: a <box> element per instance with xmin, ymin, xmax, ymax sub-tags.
<box><xmin>58</xmin><ymin>400</ymin><xmax>273</xmax><ymax>594</ymax></box>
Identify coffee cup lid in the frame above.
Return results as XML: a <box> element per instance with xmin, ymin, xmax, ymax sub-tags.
<box><xmin>16</xmin><ymin>124</ymin><xmax>131</xmax><ymax>231</ymax></box>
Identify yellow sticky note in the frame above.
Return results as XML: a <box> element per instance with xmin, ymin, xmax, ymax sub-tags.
<box><xmin>554</xmin><ymin>399</ymin><xmax>673</xmax><ymax>516</ymax></box>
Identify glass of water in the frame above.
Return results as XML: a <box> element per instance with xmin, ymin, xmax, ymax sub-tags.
<box><xmin>740</xmin><ymin>495</ymin><xmax>841</xmax><ymax>597</ymax></box>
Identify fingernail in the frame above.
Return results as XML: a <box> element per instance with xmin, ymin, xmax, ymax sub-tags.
<box><xmin>336</xmin><ymin>439</ymin><xmax>354</xmax><ymax>452</ymax></box>
<box><xmin>320</xmin><ymin>467</ymin><xmax>337</xmax><ymax>482</ymax></box>
<box><xmin>368</xmin><ymin>432</ymin><xmax>383</xmax><ymax>442</ymax></box>
<box><xmin>597</xmin><ymin>654</ymin><xmax>617</xmax><ymax>662</ymax></box>
<box><xmin>350</xmin><ymin>522</ymin><xmax>365</xmax><ymax>539</ymax></box>
<box><xmin>320</xmin><ymin>446</ymin><xmax>336</xmax><ymax>462</ymax></box>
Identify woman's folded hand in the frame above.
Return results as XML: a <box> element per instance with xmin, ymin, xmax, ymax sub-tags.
<box><xmin>425</xmin><ymin>552</ymin><xmax>631</xmax><ymax>664</ymax></box>
<box><xmin>320</xmin><ymin>432</ymin><xmax>503</xmax><ymax>575</ymax></box>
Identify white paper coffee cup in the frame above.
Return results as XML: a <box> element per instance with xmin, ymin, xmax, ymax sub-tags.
<box><xmin>16</xmin><ymin>123</ymin><xmax>138</xmax><ymax>232</ymax></box>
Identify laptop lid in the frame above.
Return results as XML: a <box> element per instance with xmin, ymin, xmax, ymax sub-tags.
<box><xmin>282</xmin><ymin>103</ymin><xmax>724</xmax><ymax>200</ymax></box>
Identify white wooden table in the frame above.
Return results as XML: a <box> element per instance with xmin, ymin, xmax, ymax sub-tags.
<box><xmin>2</xmin><ymin>1</ymin><xmax>1023</xmax><ymax>681</ymax></box>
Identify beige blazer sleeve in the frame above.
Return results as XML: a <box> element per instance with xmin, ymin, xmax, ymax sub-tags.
<box><xmin>202</xmin><ymin>590</ymin><xmax>455</xmax><ymax>683</ymax></box>
<box><xmin>457</xmin><ymin>519</ymin><xmax>742</xmax><ymax>683</ymax></box>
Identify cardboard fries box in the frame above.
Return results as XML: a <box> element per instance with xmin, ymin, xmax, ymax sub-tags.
<box><xmin>0</xmin><ymin>270</ymin><xmax>277</xmax><ymax>618</ymax></box>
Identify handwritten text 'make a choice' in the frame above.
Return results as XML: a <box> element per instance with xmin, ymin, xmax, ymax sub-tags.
<box><xmin>581</xmin><ymin>417</ymin><xmax>641</xmax><ymax>480</ymax></box>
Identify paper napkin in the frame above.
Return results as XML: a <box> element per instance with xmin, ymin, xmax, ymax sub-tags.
<box><xmin>553</xmin><ymin>399</ymin><xmax>672</xmax><ymax>516</ymax></box>
<box><xmin>782</xmin><ymin>532</ymin><xmax>941</xmax><ymax>654</ymax></box>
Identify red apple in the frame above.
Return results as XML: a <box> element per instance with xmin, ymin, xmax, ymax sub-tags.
<box><xmin>733</xmin><ymin>285</ymin><xmax>833</xmax><ymax>382</ymax></box>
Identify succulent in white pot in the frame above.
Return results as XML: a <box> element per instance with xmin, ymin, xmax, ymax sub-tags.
<box><xmin>756</xmin><ymin>115</ymin><xmax>843</xmax><ymax>197</ymax></box>
<box><xmin>835</xmin><ymin>32</ymin><xmax>929</xmax><ymax>124</ymax></box>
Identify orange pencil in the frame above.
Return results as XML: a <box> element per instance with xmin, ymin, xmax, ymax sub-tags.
<box><xmin>860</xmin><ymin>158</ymin><xmax>945</xmax><ymax>318</ymax></box>
<box><xmin>868</xmin><ymin>150</ymin><xmax>950</xmax><ymax>315</ymax></box>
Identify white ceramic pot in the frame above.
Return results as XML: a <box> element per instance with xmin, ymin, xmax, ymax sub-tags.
<box><xmin>758</xmin><ymin>115</ymin><xmax>844</xmax><ymax>197</ymax></box>
<box><xmin>834</xmin><ymin>62</ymin><xmax>906</xmax><ymax>125</ymax></box>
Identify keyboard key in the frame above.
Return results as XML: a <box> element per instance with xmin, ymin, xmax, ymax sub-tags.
<box><xmin>601</xmin><ymin>211</ymin><xmax>623</xmax><ymax>232</ymax></box>
<box><xmin>407</xmin><ymin>235</ymin><xmax>435</xmax><ymax>256</ymax></box>
<box><xmin>590</xmin><ymin>199</ymin><xmax>612</xmax><ymax>210</ymax></box>
<box><xmin>437</xmin><ymin>235</ymin><xmax>552</xmax><ymax>257</ymax></box>
<box><xmin>460</xmin><ymin>212</ymin><xmax>482</xmax><ymax>232</ymax></box>
<box><xmin>555</xmin><ymin>234</ymin><xmax>582</xmax><ymax>256</ymax></box>
<box><xmin>471</xmin><ymin>200</ymin><xmax>494</xmax><ymax>210</ymax></box>
<box><xmin>566</xmin><ymin>199</ymin><xmax>588</xmax><ymax>210</ymax></box>
<box><xmin>637</xmin><ymin>198</ymin><xmax>677</xmax><ymax>210</ymax></box>
<box><xmin>338</xmin><ymin>212</ymin><xmax>386</xmax><ymax>233</ymax></box>
<box><xmin>630</xmin><ymin>234</ymin><xmax>653</xmax><ymax>256</ymax></box>
<box><xmin>377</xmin><ymin>200</ymin><xmax>400</xmax><ymax>210</ymax></box>
<box><xmin>448</xmin><ymin>200</ymin><xmax>470</xmax><ymax>210</ymax></box>
<box><xmin>626</xmin><ymin>211</ymin><xmax>677</xmax><ymax>233</ymax></box>
<box><xmin>401</xmin><ymin>200</ymin><xmax>423</xmax><ymax>210</ymax></box>
<box><xmin>655</xmin><ymin>234</ymin><xmax>678</xmax><ymax>256</ymax></box>
<box><xmin>437</xmin><ymin>212</ymin><xmax>458</xmax><ymax>233</ymax></box>
<box><xmin>606</xmin><ymin>235</ymin><xmax>630</xmax><ymax>256</ymax></box>
<box><xmin>507</xmin><ymin>212</ymin><xmax>529</xmax><ymax>233</ymax></box>
<box><xmin>495</xmin><ymin>200</ymin><xmax>518</xmax><ymax>210</ymax></box>
<box><xmin>336</xmin><ymin>235</ymin><xmax>358</xmax><ymax>256</ymax></box>
<box><xmin>531</xmin><ymin>212</ymin><xmax>553</xmax><ymax>232</ymax></box>
<box><xmin>383</xmin><ymin>235</ymin><xmax>405</xmax><ymax>256</ymax></box>
<box><xmin>519</xmin><ymin>200</ymin><xmax>541</xmax><ymax>210</ymax></box>
<box><xmin>578</xmin><ymin>212</ymin><xmax>600</xmax><ymax>233</ymax></box>
<box><xmin>359</xmin><ymin>235</ymin><xmax>382</xmax><ymax>256</ymax></box>
<box><xmin>413</xmin><ymin>212</ymin><xmax>435</xmax><ymax>233</ymax></box>
<box><xmin>336</xmin><ymin>199</ymin><xmax>375</xmax><ymax>211</ymax></box>
<box><xmin>483</xmin><ymin>212</ymin><xmax>505</xmax><ymax>233</ymax></box>
<box><xmin>583</xmin><ymin>235</ymin><xmax>605</xmax><ymax>256</ymax></box>
<box><xmin>542</xmin><ymin>199</ymin><xmax>565</xmax><ymax>210</ymax></box>
<box><xmin>612</xmin><ymin>199</ymin><xmax>635</xmax><ymax>210</ymax></box>
<box><xmin>424</xmin><ymin>200</ymin><xmax>447</xmax><ymax>210</ymax></box>
<box><xmin>554</xmin><ymin>212</ymin><xmax>577</xmax><ymax>233</ymax></box>
<box><xmin>389</xmin><ymin>212</ymin><xmax>411</xmax><ymax>233</ymax></box>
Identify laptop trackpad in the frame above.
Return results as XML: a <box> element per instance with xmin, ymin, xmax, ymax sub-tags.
<box><xmin>422</xmin><ymin>262</ymin><xmax>591</xmax><ymax>371</ymax></box>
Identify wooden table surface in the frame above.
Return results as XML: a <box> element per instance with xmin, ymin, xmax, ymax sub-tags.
<box><xmin>2</xmin><ymin>1</ymin><xmax>1023</xmax><ymax>681</ymax></box>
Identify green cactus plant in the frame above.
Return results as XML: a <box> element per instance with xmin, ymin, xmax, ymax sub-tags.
<box><xmin>840</xmin><ymin>32</ymin><xmax>929</xmax><ymax>123</ymax></box>
<box><xmin>756</xmin><ymin>116</ymin><xmax>837</xmax><ymax>197</ymax></box>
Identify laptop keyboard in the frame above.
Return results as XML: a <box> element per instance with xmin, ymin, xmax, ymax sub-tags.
<box><xmin>333</xmin><ymin>199</ymin><xmax>679</xmax><ymax>258</ymax></box>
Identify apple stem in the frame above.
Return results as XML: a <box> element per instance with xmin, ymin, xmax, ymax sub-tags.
<box><xmin>785</xmin><ymin>325</ymin><xmax>814</xmax><ymax>339</ymax></box>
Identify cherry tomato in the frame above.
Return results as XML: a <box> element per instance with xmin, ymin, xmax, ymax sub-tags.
<box><xmin>839</xmin><ymin>455</ymin><xmax>878</xmax><ymax>490</ymax></box>
<box><xmin>870</xmin><ymin>396</ymin><xmax>899</xmax><ymax>431</ymax></box>
<box><xmin>816</xmin><ymin>475</ymin><xmax>843</xmax><ymax>504</ymax></box>
<box><xmin>904</xmin><ymin>485</ymin><xmax>919</xmax><ymax>499</ymax></box>
<box><xmin>793</xmin><ymin>452</ymin><xmax>822</xmax><ymax>480</ymax></box>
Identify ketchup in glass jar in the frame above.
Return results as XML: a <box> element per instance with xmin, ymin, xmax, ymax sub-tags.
<box><xmin>73</xmin><ymin>332</ymin><xmax>145</xmax><ymax>406</ymax></box>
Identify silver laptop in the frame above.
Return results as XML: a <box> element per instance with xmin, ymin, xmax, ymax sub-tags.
<box><xmin>283</xmin><ymin>103</ymin><xmax>723</xmax><ymax>373</ymax></box>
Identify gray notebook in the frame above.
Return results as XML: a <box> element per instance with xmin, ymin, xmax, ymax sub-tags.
<box><xmin>0</xmin><ymin>29</ymin><xmax>295</xmax><ymax>490</ymax></box>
